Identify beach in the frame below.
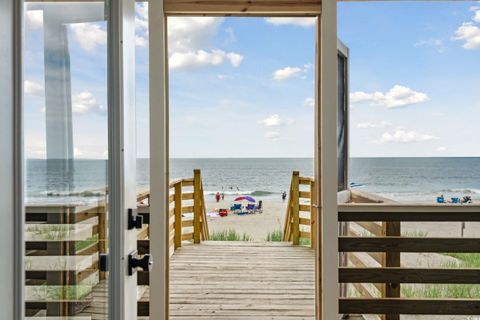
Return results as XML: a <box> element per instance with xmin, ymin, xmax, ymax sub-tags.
<box><xmin>204</xmin><ymin>195</ymin><xmax>289</xmax><ymax>241</ymax></box>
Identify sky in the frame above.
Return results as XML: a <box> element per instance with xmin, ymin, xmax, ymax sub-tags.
<box><xmin>24</xmin><ymin>1</ymin><xmax>480</xmax><ymax>159</ymax></box>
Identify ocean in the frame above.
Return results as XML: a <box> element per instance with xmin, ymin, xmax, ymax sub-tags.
<box><xmin>26</xmin><ymin>157</ymin><xmax>480</xmax><ymax>204</ymax></box>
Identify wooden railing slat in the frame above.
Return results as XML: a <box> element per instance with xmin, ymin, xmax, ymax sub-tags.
<box><xmin>340</xmin><ymin>267</ymin><xmax>480</xmax><ymax>284</ymax></box>
<box><xmin>339</xmin><ymin>298</ymin><xmax>480</xmax><ymax>315</ymax></box>
<box><xmin>339</xmin><ymin>208</ymin><xmax>480</xmax><ymax>221</ymax></box>
<box><xmin>339</xmin><ymin>237</ymin><xmax>480</xmax><ymax>253</ymax></box>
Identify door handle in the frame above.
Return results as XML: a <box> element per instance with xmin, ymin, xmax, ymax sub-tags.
<box><xmin>128</xmin><ymin>208</ymin><xmax>143</xmax><ymax>230</ymax></box>
<box><xmin>99</xmin><ymin>253</ymin><xmax>108</xmax><ymax>272</ymax></box>
<box><xmin>128</xmin><ymin>250</ymin><xmax>153</xmax><ymax>276</ymax></box>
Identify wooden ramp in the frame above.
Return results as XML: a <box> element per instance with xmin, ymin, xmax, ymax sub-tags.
<box><xmin>168</xmin><ymin>241</ymin><xmax>315</xmax><ymax>320</ymax></box>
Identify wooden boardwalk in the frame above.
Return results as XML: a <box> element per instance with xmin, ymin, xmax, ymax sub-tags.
<box><xmin>167</xmin><ymin>241</ymin><xmax>316</xmax><ymax>320</ymax></box>
<box><xmin>81</xmin><ymin>241</ymin><xmax>317</xmax><ymax>319</ymax></box>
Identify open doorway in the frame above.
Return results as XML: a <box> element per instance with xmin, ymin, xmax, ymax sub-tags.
<box><xmin>138</xmin><ymin>6</ymin><xmax>343</xmax><ymax>317</ymax></box>
<box><xmin>165</xmin><ymin>16</ymin><xmax>318</xmax><ymax>318</ymax></box>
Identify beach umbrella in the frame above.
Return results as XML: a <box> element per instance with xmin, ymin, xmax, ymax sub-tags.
<box><xmin>234</xmin><ymin>196</ymin><xmax>256</xmax><ymax>202</ymax></box>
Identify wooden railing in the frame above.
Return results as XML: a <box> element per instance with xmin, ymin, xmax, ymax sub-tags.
<box><xmin>25</xmin><ymin>169</ymin><xmax>208</xmax><ymax>317</ymax></box>
<box><xmin>338</xmin><ymin>204</ymin><xmax>480</xmax><ymax>318</ymax></box>
<box><xmin>283</xmin><ymin>171</ymin><xmax>316</xmax><ymax>248</ymax></box>
<box><xmin>136</xmin><ymin>169</ymin><xmax>210</xmax><ymax>317</ymax></box>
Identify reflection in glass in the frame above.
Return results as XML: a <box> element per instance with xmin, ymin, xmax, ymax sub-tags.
<box><xmin>24</xmin><ymin>2</ymin><xmax>109</xmax><ymax>318</ymax></box>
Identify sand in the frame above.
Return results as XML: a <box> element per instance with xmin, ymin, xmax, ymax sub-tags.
<box><xmin>204</xmin><ymin>197</ymin><xmax>288</xmax><ymax>241</ymax></box>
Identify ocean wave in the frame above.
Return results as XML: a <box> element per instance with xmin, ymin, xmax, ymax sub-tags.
<box><xmin>440</xmin><ymin>188</ymin><xmax>480</xmax><ymax>195</ymax></box>
<box><xmin>204</xmin><ymin>190</ymin><xmax>276</xmax><ymax>196</ymax></box>
<box><xmin>44</xmin><ymin>190</ymin><xmax>106</xmax><ymax>197</ymax></box>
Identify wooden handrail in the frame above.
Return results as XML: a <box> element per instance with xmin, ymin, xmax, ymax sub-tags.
<box><xmin>25</xmin><ymin>170</ymin><xmax>209</xmax><ymax>317</ymax></box>
<box><xmin>283</xmin><ymin>171</ymin><xmax>315</xmax><ymax>248</ymax></box>
<box><xmin>338</xmin><ymin>204</ymin><xmax>480</xmax><ymax>318</ymax></box>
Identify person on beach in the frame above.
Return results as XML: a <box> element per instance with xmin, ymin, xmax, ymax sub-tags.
<box><xmin>215</xmin><ymin>192</ymin><xmax>221</xmax><ymax>202</ymax></box>
<box><xmin>282</xmin><ymin>191</ymin><xmax>287</xmax><ymax>201</ymax></box>
<box><xmin>221</xmin><ymin>192</ymin><xmax>225</xmax><ymax>200</ymax></box>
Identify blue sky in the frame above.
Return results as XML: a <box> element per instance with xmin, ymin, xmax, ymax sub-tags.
<box><xmin>24</xmin><ymin>2</ymin><xmax>480</xmax><ymax>159</ymax></box>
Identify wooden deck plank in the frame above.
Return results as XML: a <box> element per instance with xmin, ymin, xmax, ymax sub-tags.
<box><xmin>167</xmin><ymin>241</ymin><xmax>315</xmax><ymax>319</ymax></box>
<box><xmin>77</xmin><ymin>241</ymin><xmax>315</xmax><ymax>319</ymax></box>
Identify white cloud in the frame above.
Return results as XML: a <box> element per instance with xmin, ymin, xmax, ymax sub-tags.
<box><xmin>135</xmin><ymin>35</ymin><xmax>148</xmax><ymax>47</ymax></box>
<box><xmin>224</xmin><ymin>27</ymin><xmax>236</xmax><ymax>44</ymax></box>
<box><xmin>169</xmin><ymin>17</ymin><xmax>223</xmax><ymax>53</ymax></box>
<box><xmin>169</xmin><ymin>50</ymin><xmax>243</xmax><ymax>70</ymax></box>
<box><xmin>273</xmin><ymin>67</ymin><xmax>302</xmax><ymax>81</ymax></box>
<box><xmin>415</xmin><ymin>39</ymin><xmax>445</xmax><ymax>53</ymax></box>
<box><xmin>357</xmin><ymin>121</ymin><xmax>392</xmax><ymax>129</ymax></box>
<box><xmin>24</xmin><ymin>80</ymin><xmax>44</xmax><ymax>96</ymax></box>
<box><xmin>217</xmin><ymin>74</ymin><xmax>231</xmax><ymax>80</ymax></box>
<box><xmin>265</xmin><ymin>18</ymin><xmax>316</xmax><ymax>28</ymax></box>
<box><xmin>137</xmin><ymin>2</ymin><xmax>148</xmax><ymax>20</ymax></box>
<box><xmin>350</xmin><ymin>85</ymin><xmax>430</xmax><ymax>109</ymax></box>
<box><xmin>135</xmin><ymin>3</ymin><xmax>149</xmax><ymax>47</ymax></box>
<box><xmin>259</xmin><ymin>114</ymin><xmax>285</xmax><ymax>127</ymax></box>
<box><xmin>378</xmin><ymin>130</ymin><xmax>438</xmax><ymax>144</ymax></box>
<box><xmin>437</xmin><ymin>146</ymin><xmax>448</xmax><ymax>152</ymax></box>
<box><xmin>26</xmin><ymin>10</ymin><xmax>43</xmax><ymax>30</ymax></box>
<box><xmin>70</xmin><ymin>23</ymin><xmax>107</xmax><ymax>53</ymax></box>
<box><xmin>264</xmin><ymin>131</ymin><xmax>280</xmax><ymax>140</ymax></box>
<box><xmin>72</xmin><ymin>91</ymin><xmax>106</xmax><ymax>115</ymax></box>
<box><xmin>452</xmin><ymin>5</ymin><xmax>480</xmax><ymax>50</ymax></box>
<box><xmin>453</xmin><ymin>22</ymin><xmax>480</xmax><ymax>50</ymax></box>
<box><xmin>135</xmin><ymin>17</ymin><xmax>149</xmax><ymax>31</ymax></box>
<box><xmin>226</xmin><ymin>52</ymin><xmax>244</xmax><ymax>67</ymax></box>
<box><xmin>304</xmin><ymin>97</ymin><xmax>315</xmax><ymax>108</ymax></box>
<box><xmin>473</xmin><ymin>8</ymin><xmax>480</xmax><ymax>23</ymax></box>
<box><xmin>166</xmin><ymin>17</ymin><xmax>243</xmax><ymax>70</ymax></box>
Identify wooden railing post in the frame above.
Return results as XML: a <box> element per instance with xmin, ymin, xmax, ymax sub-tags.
<box><xmin>292</xmin><ymin>171</ymin><xmax>300</xmax><ymax>245</ymax></box>
<box><xmin>98</xmin><ymin>204</ymin><xmax>107</xmax><ymax>280</ymax></box>
<box><xmin>199</xmin><ymin>181</ymin><xmax>209</xmax><ymax>240</ymax></box>
<box><xmin>310</xmin><ymin>180</ymin><xmax>316</xmax><ymax>249</ymax></box>
<box><xmin>193</xmin><ymin>169</ymin><xmax>201</xmax><ymax>244</ymax></box>
<box><xmin>174</xmin><ymin>181</ymin><xmax>183</xmax><ymax>249</ymax></box>
<box><xmin>384</xmin><ymin>220</ymin><xmax>401</xmax><ymax>320</ymax></box>
<box><xmin>283</xmin><ymin>181</ymin><xmax>292</xmax><ymax>241</ymax></box>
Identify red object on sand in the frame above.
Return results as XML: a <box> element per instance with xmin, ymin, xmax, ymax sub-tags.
<box><xmin>219</xmin><ymin>209</ymin><xmax>228</xmax><ymax>217</ymax></box>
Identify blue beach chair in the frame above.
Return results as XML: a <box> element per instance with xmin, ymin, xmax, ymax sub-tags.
<box><xmin>245</xmin><ymin>203</ymin><xmax>255</xmax><ymax>214</ymax></box>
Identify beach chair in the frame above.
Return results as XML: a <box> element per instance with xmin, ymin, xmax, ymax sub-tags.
<box><xmin>255</xmin><ymin>200</ymin><xmax>263</xmax><ymax>213</ymax></box>
<box><xmin>245</xmin><ymin>203</ymin><xmax>255</xmax><ymax>214</ymax></box>
<box><xmin>231</xmin><ymin>203</ymin><xmax>242</xmax><ymax>214</ymax></box>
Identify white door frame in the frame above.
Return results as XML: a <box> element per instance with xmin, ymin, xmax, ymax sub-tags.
<box><xmin>5</xmin><ymin>0</ymin><xmax>139</xmax><ymax>318</ymax></box>
<box><xmin>1</xmin><ymin>0</ymin><xmax>24</xmax><ymax>318</ymax></box>
<box><xmin>149</xmin><ymin>0</ymin><xmax>170</xmax><ymax>319</ymax></box>
<box><xmin>148</xmin><ymin>1</ymin><xmax>339</xmax><ymax>319</ymax></box>
<box><xmin>317</xmin><ymin>1</ymin><xmax>339</xmax><ymax>318</ymax></box>
<box><xmin>108</xmin><ymin>0</ymin><xmax>139</xmax><ymax>318</ymax></box>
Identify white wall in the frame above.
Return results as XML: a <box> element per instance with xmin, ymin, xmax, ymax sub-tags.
<box><xmin>0</xmin><ymin>0</ymin><xmax>16</xmax><ymax>318</ymax></box>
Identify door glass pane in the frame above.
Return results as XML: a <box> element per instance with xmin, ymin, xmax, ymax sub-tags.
<box><xmin>24</xmin><ymin>2</ymin><xmax>109</xmax><ymax>318</ymax></box>
<box><xmin>337</xmin><ymin>51</ymin><xmax>348</xmax><ymax>191</ymax></box>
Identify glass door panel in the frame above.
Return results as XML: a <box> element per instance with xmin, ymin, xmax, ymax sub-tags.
<box><xmin>24</xmin><ymin>2</ymin><xmax>109</xmax><ymax>318</ymax></box>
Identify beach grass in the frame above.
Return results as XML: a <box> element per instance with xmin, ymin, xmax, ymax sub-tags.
<box><xmin>265</xmin><ymin>229</ymin><xmax>283</xmax><ymax>242</ymax></box>
<box><xmin>210</xmin><ymin>229</ymin><xmax>252</xmax><ymax>241</ymax></box>
<box><xmin>402</xmin><ymin>230</ymin><xmax>429</xmax><ymax>237</ymax></box>
<box><xmin>74</xmin><ymin>234</ymin><xmax>99</xmax><ymax>252</ymax></box>
<box><xmin>402</xmin><ymin>253</ymin><xmax>480</xmax><ymax>298</ymax></box>
<box><xmin>299</xmin><ymin>238</ymin><xmax>311</xmax><ymax>246</ymax></box>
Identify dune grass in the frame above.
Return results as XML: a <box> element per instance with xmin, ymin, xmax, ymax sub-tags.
<box><xmin>402</xmin><ymin>253</ymin><xmax>480</xmax><ymax>299</ymax></box>
<box><xmin>265</xmin><ymin>229</ymin><xmax>283</xmax><ymax>242</ymax></box>
<box><xmin>210</xmin><ymin>229</ymin><xmax>252</xmax><ymax>241</ymax></box>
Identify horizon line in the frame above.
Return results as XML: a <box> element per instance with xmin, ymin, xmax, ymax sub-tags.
<box><xmin>25</xmin><ymin>155</ymin><xmax>480</xmax><ymax>160</ymax></box>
